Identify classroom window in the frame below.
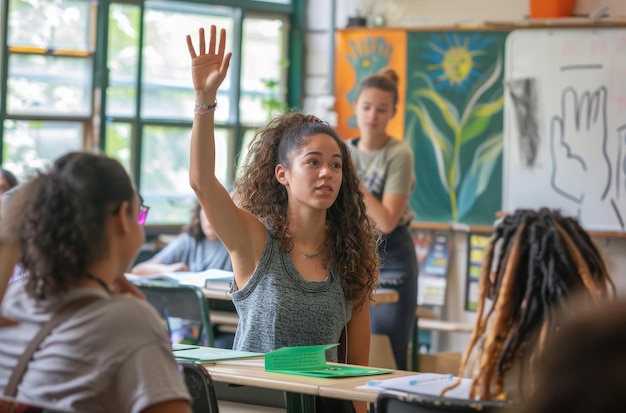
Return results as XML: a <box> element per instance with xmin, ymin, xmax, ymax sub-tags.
<box><xmin>240</xmin><ymin>17</ymin><xmax>287</xmax><ymax>124</ymax></box>
<box><xmin>106</xmin><ymin>3</ymin><xmax>141</xmax><ymax>118</ymax></box>
<box><xmin>140</xmin><ymin>5</ymin><xmax>233</xmax><ymax>121</ymax></box>
<box><xmin>140</xmin><ymin>125</ymin><xmax>230</xmax><ymax>225</ymax></box>
<box><xmin>1</xmin><ymin>0</ymin><xmax>295</xmax><ymax>227</ymax></box>
<box><xmin>7</xmin><ymin>54</ymin><xmax>93</xmax><ymax>116</ymax></box>
<box><xmin>104</xmin><ymin>121</ymin><xmax>133</xmax><ymax>174</ymax></box>
<box><xmin>2</xmin><ymin>120</ymin><xmax>83</xmax><ymax>181</ymax></box>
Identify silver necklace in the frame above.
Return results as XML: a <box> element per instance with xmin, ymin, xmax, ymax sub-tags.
<box><xmin>296</xmin><ymin>244</ymin><xmax>324</xmax><ymax>259</ymax></box>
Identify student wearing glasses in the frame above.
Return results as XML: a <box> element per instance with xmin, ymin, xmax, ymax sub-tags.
<box><xmin>0</xmin><ymin>152</ymin><xmax>191</xmax><ymax>413</ymax></box>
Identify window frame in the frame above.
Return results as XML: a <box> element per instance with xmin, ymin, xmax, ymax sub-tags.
<box><xmin>0</xmin><ymin>0</ymin><xmax>301</xmax><ymax>230</ymax></box>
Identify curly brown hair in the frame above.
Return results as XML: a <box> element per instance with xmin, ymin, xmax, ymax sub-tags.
<box><xmin>183</xmin><ymin>201</ymin><xmax>204</xmax><ymax>240</ymax></box>
<box><xmin>235</xmin><ymin>111</ymin><xmax>380</xmax><ymax>308</ymax></box>
<box><xmin>16</xmin><ymin>152</ymin><xmax>135</xmax><ymax>300</ymax></box>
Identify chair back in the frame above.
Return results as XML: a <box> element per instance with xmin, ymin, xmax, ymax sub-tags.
<box><xmin>179</xmin><ymin>362</ymin><xmax>220</xmax><ymax>413</ymax></box>
<box><xmin>376</xmin><ymin>389</ymin><xmax>514</xmax><ymax>413</ymax></box>
<box><xmin>0</xmin><ymin>396</ymin><xmax>73</xmax><ymax>413</ymax></box>
<box><xmin>135</xmin><ymin>282</ymin><xmax>213</xmax><ymax>346</ymax></box>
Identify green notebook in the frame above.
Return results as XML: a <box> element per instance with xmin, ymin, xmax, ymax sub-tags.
<box><xmin>173</xmin><ymin>346</ymin><xmax>262</xmax><ymax>362</ymax></box>
<box><xmin>265</xmin><ymin>344</ymin><xmax>393</xmax><ymax>378</ymax></box>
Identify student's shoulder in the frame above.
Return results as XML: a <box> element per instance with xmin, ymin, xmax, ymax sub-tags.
<box><xmin>387</xmin><ymin>137</ymin><xmax>413</xmax><ymax>157</ymax></box>
<box><xmin>92</xmin><ymin>295</ymin><xmax>166</xmax><ymax>335</ymax></box>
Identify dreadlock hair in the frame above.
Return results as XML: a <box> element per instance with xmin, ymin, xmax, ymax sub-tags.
<box><xmin>235</xmin><ymin>110</ymin><xmax>379</xmax><ymax>308</ymax></box>
<box><xmin>441</xmin><ymin>208</ymin><xmax>615</xmax><ymax>402</ymax></box>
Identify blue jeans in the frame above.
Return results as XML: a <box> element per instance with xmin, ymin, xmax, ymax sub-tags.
<box><xmin>370</xmin><ymin>225</ymin><xmax>418</xmax><ymax>370</ymax></box>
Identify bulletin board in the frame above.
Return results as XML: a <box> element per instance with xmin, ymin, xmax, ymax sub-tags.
<box><xmin>465</xmin><ymin>231</ymin><xmax>492</xmax><ymax>312</ymax></box>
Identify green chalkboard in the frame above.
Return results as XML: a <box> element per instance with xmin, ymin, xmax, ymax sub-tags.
<box><xmin>405</xmin><ymin>31</ymin><xmax>509</xmax><ymax>226</ymax></box>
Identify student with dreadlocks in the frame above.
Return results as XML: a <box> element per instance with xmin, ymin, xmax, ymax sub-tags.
<box><xmin>442</xmin><ymin>208</ymin><xmax>616</xmax><ymax>403</ymax></box>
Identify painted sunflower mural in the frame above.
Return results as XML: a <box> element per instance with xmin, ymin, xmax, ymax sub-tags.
<box><xmin>406</xmin><ymin>31</ymin><xmax>509</xmax><ymax>225</ymax></box>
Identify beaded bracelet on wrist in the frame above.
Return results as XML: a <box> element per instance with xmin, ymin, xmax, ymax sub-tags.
<box><xmin>195</xmin><ymin>99</ymin><xmax>218</xmax><ymax>115</ymax></box>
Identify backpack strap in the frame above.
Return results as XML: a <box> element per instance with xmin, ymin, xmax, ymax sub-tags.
<box><xmin>4</xmin><ymin>295</ymin><xmax>103</xmax><ymax>397</ymax></box>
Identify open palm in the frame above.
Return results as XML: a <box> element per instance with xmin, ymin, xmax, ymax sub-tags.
<box><xmin>186</xmin><ymin>26</ymin><xmax>232</xmax><ymax>93</ymax></box>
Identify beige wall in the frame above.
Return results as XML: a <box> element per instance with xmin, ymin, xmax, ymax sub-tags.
<box><xmin>304</xmin><ymin>0</ymin><xmax>626</xmax><ymax>353</ymax></box>
<box><xmin>336</xmin><ymin>0</ymin><xmax>625</xmax><ymax>28</ymax></box>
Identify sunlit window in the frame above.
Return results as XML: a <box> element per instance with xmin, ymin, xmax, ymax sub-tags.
<box><xmin>106</xmin><ymin>3</ymin><xmax>141</xmax><ymax>118</ymax></box>
<box><xmin>240</xmin><ymin>17</ymin><xmax>287</xmax><ymax>124</ymax></box>
<box><xmin>2</xmin><ymin>120</ymin><xmax>83</xmax><ymax>181</ymax></box>
<box><xmin>140</xmin><ymin>126</ymin><xmax>230</xmax><ymax>225</ymax></box>
<box><xmin>141</xmin><ymin>6</ymin><xmax>233</xmax><ymax>122</ymax></box>
<box><xmin>1</xmin><ymin>0</ymin><xmax>291</xmax><ymax>227</ymax></box>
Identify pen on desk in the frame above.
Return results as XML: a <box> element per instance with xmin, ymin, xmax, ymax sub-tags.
<box><xmin>408</xmin><ymin>374</ymin><xmax>454</xmax><ymax>386</ymax></box>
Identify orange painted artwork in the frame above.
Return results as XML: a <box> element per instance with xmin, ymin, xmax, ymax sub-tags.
<box><xmin>334</xmin><ymin>29</ymin><xmax>407</xmax><ymax>141</ymax></box>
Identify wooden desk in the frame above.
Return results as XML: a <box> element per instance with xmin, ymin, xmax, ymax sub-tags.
<box><xmin>203</xmin><ymin>358</ymin><xmax>417</xmax><ymax>413</ymax></box>
<box><xmin>206</xmin><ymin>288</ymin><xmax>400</xmax><ymax>330</ymax></box>
<box><xmin>417</xmin><ymin>319</ymin><xmax>473</xmax><ymax>333</ymax></box>
<box><xmin>204</xmin><ymin>287</ymin><xmax>399</xmax><ymax>306</ymax></box>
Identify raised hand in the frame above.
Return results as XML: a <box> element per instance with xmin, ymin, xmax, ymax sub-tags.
<box><xmin>186</xmin><ymin>25</ymin><xmax>232</xmax><ymax>94</ymax></box>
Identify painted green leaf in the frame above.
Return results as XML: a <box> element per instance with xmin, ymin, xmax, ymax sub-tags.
<box><xmin>457</xmin><ymin>133</ymin><xmax>503</xmax><ymax>219</ymax></box>
<box><xmin>407</xmin><ymin>101</ymin><xmax>453</xmax><ymax>192</ymax></box>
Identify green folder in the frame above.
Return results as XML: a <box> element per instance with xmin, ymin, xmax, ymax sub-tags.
<box><xmin>264</xmin><ymin>344</ymin><xmax>393</xmax><ymax>378</ymax></box>
<box><xmin>174</xmin><ymin>346</ymin><xmax>263</xmax><ymax>362</ymax></box>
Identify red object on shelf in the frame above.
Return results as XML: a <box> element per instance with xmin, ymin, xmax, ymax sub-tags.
<box><xmin>529</xmin><ymin>0</ymin><xmax>576</xmax><ymax>18</ymax></box>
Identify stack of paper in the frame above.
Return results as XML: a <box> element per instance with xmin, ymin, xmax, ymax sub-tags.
<box><xmin>357</xmin><ymin>373</ymin><xmax>471</xmax><ymax>399</ymax></box>
<box><xmin>127</xmin><ymin>269</ymin><xmax>234</xmax><ymax>290</ymax></box>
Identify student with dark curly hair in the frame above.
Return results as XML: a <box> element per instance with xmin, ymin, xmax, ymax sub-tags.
<box><xmin>0</xmin><ymin>152</ymin><xmax>191</xmax><ymax>413</ymax></box>
<box><xmin>131</xmin><ymin>201</ymin><xmax>232</xmax><ymax>275</ymax></box>
<box><xmin>442</xmin><ymin>208</ymin><xmax>616</xmax><ymax>403</ymax></box>
<box><xmin>187</xmin><ymin>26</ymin><xmax>379</xmax><ymax>413</ymax></box>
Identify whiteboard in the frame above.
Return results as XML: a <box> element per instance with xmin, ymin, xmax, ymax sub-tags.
<box><xmin>503</xmin><ymin>28</ymin><xmax>626</xmax><ymax>232</ymax></box>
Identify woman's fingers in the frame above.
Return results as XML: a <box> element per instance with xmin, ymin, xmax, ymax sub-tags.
<box><xmin>208</xmin><ymin>25</ymin><xmax>217</xmax><ymax>55</ymax></box>
<box><xmin>199</xmin><ymin>27</ymin><xmax>206</xmax><ymax>55</ymax></box>
<box><xmin>217</xmin><ymin>27</ymin><xmax>226</xmax><ymax>59</ymax></box>
<box><xmin>185</xmin><ymin>34</ymin><xmax>197</xmax><ymax>58</ymax></box>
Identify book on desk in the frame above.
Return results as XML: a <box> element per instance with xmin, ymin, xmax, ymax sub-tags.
<box><xmin>173</xmin><ymin>345</ymin><xmax>262</xmax><ymax>363</ymax></box>
<box><xmin>127</xmin><ymin>269</ymin><xmax>234</xmax><ymax>290</ymax></box>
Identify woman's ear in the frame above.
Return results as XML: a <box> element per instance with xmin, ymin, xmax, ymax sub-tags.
<box><xmin>113</xmin><ymin>201</ymin><xmax>133</xmax><ymax>234</ymax></box>
<box><xmin>275</xmin><ymin>164</ymin><xmax>288</xmax><ymax>186</ymax></box>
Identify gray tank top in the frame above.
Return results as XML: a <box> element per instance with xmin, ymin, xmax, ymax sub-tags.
<box><xmin>231</xmin><ymin>229</ymin><xmax>352</xmax><ymax>362</ymax></box>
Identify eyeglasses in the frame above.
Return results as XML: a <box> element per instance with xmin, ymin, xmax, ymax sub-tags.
<box><xmin>138</xmin><ymin>205</ymin><xmax>150</xmax><ymax>226</ymax></box>
<box><xmin>111</xmin><ymin>202</ymin><xmax>150</xmax><ymax>226</ymax></box>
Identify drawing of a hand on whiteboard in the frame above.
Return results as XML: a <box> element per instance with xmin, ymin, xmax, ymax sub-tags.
<box><xmin>549</xmin><ymin>86</ymin><xmax>612</xmax><ymax>208</ymax></box>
